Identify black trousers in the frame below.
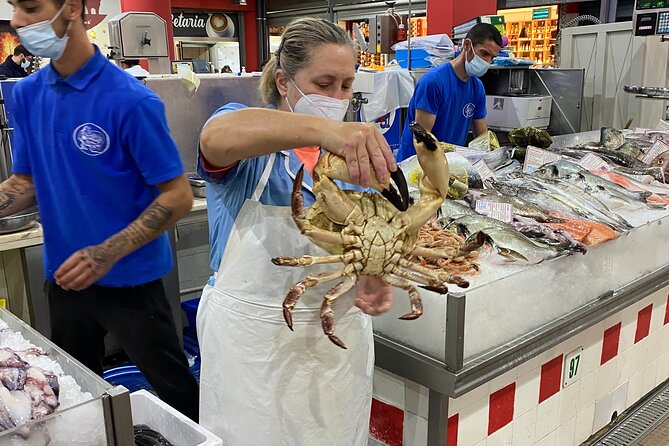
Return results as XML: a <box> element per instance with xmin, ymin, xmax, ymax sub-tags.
<box><xmin>47</xmin><ymin>279</ymin><xmax>200</xmax><ymax>422</ymax></box>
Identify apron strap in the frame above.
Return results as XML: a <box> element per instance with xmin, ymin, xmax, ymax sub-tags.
<box><xmin>251</xmin><ymin>153</ymin><xmax>277</xmax><ymax>201</ymax></box>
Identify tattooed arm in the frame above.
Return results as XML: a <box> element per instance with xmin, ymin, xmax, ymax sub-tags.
<box><xmin>54</xmin><ymin>174</ymin><xmax>193</xmax><ymax>291</ymax></box>
<box><xmin>0</xmin><ymin>175</ymin><xmax>36</xmax><ymax>218</ymax></box>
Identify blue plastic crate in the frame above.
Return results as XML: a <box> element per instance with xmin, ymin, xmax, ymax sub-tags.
<box><xmin>395</xmin><ymin>49</ymin><xmax>432</xmax><ymax>68</ymax></box>
<box><xmin>181</xmin><ymin>298</ymin><xmax>200</xmax><ymax>328</ymax></box>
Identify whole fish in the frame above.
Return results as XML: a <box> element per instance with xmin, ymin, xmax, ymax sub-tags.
<box><xmin>439</xmin><ymin>198</ymin><xmax>478</xmax><ymax>221</ymax></box>
<box><xmin>488</xmin><ymin>180</ymin><xmax>583</xmax><ymax>218</ymax></box>
<box><xmin>508</xmin><ymin>173</ymin><xmax>633</xmax><ymax>231</ymax></box>
<box><xmin>592</xmin><ymin>171</ymin><xmax>669</xmax><ymax>198</ymax></box>
<box><xmin>493</xmin><ymin>159</ymin><xmax>522</xmax><ymax>179</ymax></box>
<box><xmin>563</xmin><ymin>173</ymin><xmax>664</xmax><ymax>210</ymax></box>
<box><xmin>615</xmin><ymin>141</ymin><xmax>642</xmax><ymax>159</ymax></box>
<box><xmin>535</xmin><ymin>161</ymin><xmax>654</xmax><ymax>205</ymax></box>
<box><xmin>614</xmin><ymin>166</ymin><xmax>666</xmax><ymax>183</ymax></box>
<box><xmin>464</xmin><ymin>189</ymin><xmax>561</xmax><ymax>223</ymax></box>
<box><xmin>511</xmin><ymin>215</ymin><xmax>587</xmax><ymax>253</ymax></box>
<box><xmin>600</xmin><ymin>127</ymin><xmax>625</xmax><ymax>149</ymax></box>
<box><xmin>448</xmin><ymin>215</ymin><xmax>562</xmax><ymax>263</ymax></box>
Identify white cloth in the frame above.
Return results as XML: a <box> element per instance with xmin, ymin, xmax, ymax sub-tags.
<box><xmin>197</xmin><ymin>154</ymin><xmax>374</xmax><ymax>446</ymax></box>
<box><xmin>125</xmin><ymin>65</ymin><xmax>150</xmax><ymax>77</ymax></box>
<box><xmin>359</xmin><ymin>69</ymin><xmax>415</xmax><ymax>122</ymax></box>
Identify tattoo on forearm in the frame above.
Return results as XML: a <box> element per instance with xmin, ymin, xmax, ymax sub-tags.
<box><xmin>0</xmin><ymin>178</ymin><xmax>30</xmax><ymax>211</ymax></box>
<box><xmin>140</xmin><ymin>203</ymin><xmax>173</xmax><ymax>230</ymax></box>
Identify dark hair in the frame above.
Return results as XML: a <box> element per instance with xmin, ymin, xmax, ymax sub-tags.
<box><xmin>13</xmin><ymin>45</ymin><xmax>32</xmax><ymax>57</ymax></box>
<box><xmin>54</xmin><ymin>0</ymin><xmax>87</xmax><ymax>22</ymax></box>
<box><xmin>466</xmin><ymin>23</ymin><xmax>503</xmax><ymax>48</ymax></box>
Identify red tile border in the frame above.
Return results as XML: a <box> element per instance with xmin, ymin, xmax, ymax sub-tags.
<box><xmin>488</xmin><ymin>383</ymin><xmax>515</xmax><ymax>435</ymax></box>
<box><xmin>447</xmin><ymin>414</ymin><xmax>458</xmax><ymax>446</ymax></box>
<box><xmin>664</xmin><ymin>294</ymin><xmax>669</xmax><ymax>325</ymax></box>
<box><xmin>539</xmin><ymin>354</ymin><xmax>564</xmax><ymax>403</ymax></box>
<box><xmin>601</xmin><ymin>322</ymin><xmax>622</xmax><ymax>365</ymax></box>
<box><xmin>635</xmin><ymin>304</ymin><xmax>653</xmax><ymax>343</ymax></box>
<box><xmin>369</xmin><ymin>398</ymin><xmax>404</xmax><ymax>446</ymax></box>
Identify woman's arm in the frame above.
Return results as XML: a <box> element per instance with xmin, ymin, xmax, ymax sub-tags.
<box><xmin>199</xmin><ymin>108</ymin><xmax>396</xmax><ymax>187</ymax></box>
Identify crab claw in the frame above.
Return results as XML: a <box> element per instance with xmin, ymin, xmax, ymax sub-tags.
<box><xmin>381</xmin><ymin>168</ymin><xmax>410</xmax><ymax>211</ymax></box>
<box><xmin>314</xmin><ymin>152</ymin><xmax>409</xmax><ymax>211</ymax></box>
<box><xmin>409</xmin><ymin>122</ymin><xmax>438</xmax><ymax>151</ymax></box>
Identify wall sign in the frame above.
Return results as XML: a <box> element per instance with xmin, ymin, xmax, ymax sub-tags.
<box><xmin>171</xmin><ymin>10</ymin><xmax>239</xmax><ymax>39</ymax></box>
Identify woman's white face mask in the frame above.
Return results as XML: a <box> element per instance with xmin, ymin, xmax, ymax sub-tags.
<box><xmin>286</xmin><ymin>78</ymin><xmax>350</xmax><ymax>121</ymax></box>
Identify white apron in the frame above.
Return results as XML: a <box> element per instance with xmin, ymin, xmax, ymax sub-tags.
<box><xmin>197</xmin><ymin>153</ymin><xmax>374</xmax><ymax>446</ymax></box>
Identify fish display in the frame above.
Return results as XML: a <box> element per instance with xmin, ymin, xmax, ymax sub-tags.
<box><xmin>397</xmin><ymin>125</ymin><xmax>669</xmax><ymax>268</ymax></box>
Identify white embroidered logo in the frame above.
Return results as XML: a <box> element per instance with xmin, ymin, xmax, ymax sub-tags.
<box><xmin>463</xmin><ymin>103</ymin><xmax>475</xmax><ymax>119</ymax></box>
<box><xmin>73</xmin><ymin>123</ymin><xmax>110</xmax><ymax>156</ymax></box>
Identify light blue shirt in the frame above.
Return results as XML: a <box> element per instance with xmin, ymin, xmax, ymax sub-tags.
<box><xmin>198</xmin><ymin>103</ymin><xmax>364</xmax><ymax>273</ymax></box>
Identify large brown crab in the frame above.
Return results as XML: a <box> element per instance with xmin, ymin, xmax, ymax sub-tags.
<box><xmin>272</xmin><ymin>122</ymin><xmax>479</xmax><ymax>349</ymax></box>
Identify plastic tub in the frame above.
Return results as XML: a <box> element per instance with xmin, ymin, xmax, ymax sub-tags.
<box><xmin>131</xmin><ymin>389</ymin><xmax>223</xmax><ymax>446</ymax></box>
<box><xmin>395</xmin><ymin>49</ymin><xmax>432</xmax><ymax>68</ymax></box>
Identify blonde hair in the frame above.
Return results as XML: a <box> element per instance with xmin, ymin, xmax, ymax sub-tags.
<box><xmin>259</xmin><ymin>18</ymin><xmax>354</xmax><ymax>105</ymax></box>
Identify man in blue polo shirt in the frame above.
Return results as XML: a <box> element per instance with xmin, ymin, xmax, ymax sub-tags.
<box><xmin>396</xmin><ymin>23</ymin><xmax>502</xmax><ymax>161</ymax></box>
<box><xmin>3</xmin><ymin>0</ymin><xmax>199</xmax><ymax>420</ymax></box>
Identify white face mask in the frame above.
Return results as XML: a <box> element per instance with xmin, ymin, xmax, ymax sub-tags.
<box><xmin>286</xmin><ymin>78</ymin><xmax>350</xmax><ymax>121</ymax></box>
<box><xmin>21</xmin><ymin>60</ymin><xmax>30</xmax><ymax>69</ymax></box>
<box><xmin>16</xmin><ymin>2</ymin><xmax>71</xmax><ymax>61</ymax></box>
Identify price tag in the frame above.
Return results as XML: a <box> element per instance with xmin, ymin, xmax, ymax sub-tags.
<box><xmin>578</xmin><ymin>153</ymin><xmax>610</xmax><ymax>171</ymax></box>
<box><xmin>641</xmin><ymin>140</ymin><xmax>669</xmax><ymax>164</ymax></box>
<box><xmin>454</xmin><ymin>146</ymin><xmax>487</xmax><ymax>161</ymax></box>
<box><xmin>523</xmin><ymin>146</ymin><xmax>562</xmax><ymax>173</ymax></box>
<box><xmin>475</xmin><ymin>200</ymin><xmax>513</xmax><ymax>223</ymax></box>
<box><xmin>473</xmin><ymin>159</ymin><xmax>495</xmax><ymax>184</ymax></box>
<box><xmin>563</xmin><ymin>346</ymin><xmax>584</xmax><ymax>388</ymax></box>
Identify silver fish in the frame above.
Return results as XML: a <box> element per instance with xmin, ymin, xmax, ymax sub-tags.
<box><xmin>510</xmin><ymin>174</ymin><xmax>633</xmax><ymax>231</ymax></box>
<box><xmin>439</xmin><ymin>198</ymin><xmax>478</xmax><ymax>221</ymax></box>
<box><xmin>535</xmin><ymin>161</ymin><xmax>654</xmax><ymax>205</ymax></box>
<box><xmin>488</xmin><ymin>180</ymin><xmax>581</xmax><ymax>218</ymax></box>
<box><xmin>511</xmin><ymin>216</ymin><xmax>587</xmax><ymax>253</ymax></box>
<box><xmin>464</xmin><ymin>189</ymin><xmax>561</xmax><ymax>223</ymax></box>
<box><xmin>447</xmin><ymin>215</ymin><xmax>563</xmax><ymax>263</ymax></box>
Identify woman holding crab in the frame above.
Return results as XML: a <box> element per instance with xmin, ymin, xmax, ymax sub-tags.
<box><xmin>197</xmin><ymin>17</ymin><xmax>400</xmax><ymax>446</ymax></box>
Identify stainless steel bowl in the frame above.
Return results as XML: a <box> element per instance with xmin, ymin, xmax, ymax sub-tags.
<box><xmin>0</xmin><ymin>208</ymin><xmax>39</xmax><ymax>234</ymax></box>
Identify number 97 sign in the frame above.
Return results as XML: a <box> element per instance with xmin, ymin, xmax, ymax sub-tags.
<box><xmin>563</xmin><ymin>347</ymin><xmax>584</xmax><ymax>388</ymax></box>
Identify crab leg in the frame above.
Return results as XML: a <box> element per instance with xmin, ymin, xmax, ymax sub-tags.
<box><xmin>312</xmin><ymin>173</ymin><xmax>364</xmax><ymax>226</ymax></box>
<box><xmin>398</xmin><ymin>258</ymin><xmax>469</xmax><ymax>288</ymax></box>
<box><xmin>272</xmin><ymin>253</ymin><xmax>356</xmax><ymax>267</ymax></box>
<box><xmin>321</xmin><ymin>274</ymin><xmax>357</xmax><ymax>350</ymax></box>
<box><xmin>282</xmin><ymin>269</ymin><xmax>346</xmax><ymax>330</ymax></box>
<box><xmin>381</xmin><ymin>275</ymin><xmax>423</xmax><ymax>320</ymax></box>
<box><xmin>389</xmin><ymin>266</ymin><xmax>449</xmax><ymax>294</ymax></box>
<box><xmin>409</xmin><ymin>232</ymin><xmax>485</xmax><ymax>260</ymax></box>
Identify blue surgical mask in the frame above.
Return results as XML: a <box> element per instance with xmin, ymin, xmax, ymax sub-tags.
<box><xmin>464</xmin><ymin>39</ymin><xmax>490</xmax><ymax>78</ymax></box>
<box><xmin>21</xmin><ymin>60</ymin><xmax>30</xmax><ymax>69</ymax></box>
<box><xmin>16</xmin><ymin>2</ymin><xmax>71</xmax><ymax>61</ymax></box>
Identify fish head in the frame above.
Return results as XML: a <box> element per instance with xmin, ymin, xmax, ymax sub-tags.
<box><xmin>535</xmin><ymin>164</ymin><xmax>560</xmax><ymax>179</ymax></box>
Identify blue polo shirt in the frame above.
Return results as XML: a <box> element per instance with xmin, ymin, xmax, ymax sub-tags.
<box><xmin>11</xmin><ymin>46</ymin><xmax>184</xmax><ymax>287</ymax></box>
<box><xmin>397</xmin><ymin>63</ymin><xmax>487</xmax><ymax>161</ymax></box>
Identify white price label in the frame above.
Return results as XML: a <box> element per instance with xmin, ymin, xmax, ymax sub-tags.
<box><xmin>641</xmin><ymin>140</ymin><xmax>669</xmax><ymax>164</ymax></box>
<box><xmin>454</xmin><ymin>146</ymin><xmax>487</xmax><ymax>160</ymax></box>
<box><xmin>475</xmin><ymin>200</ymin><xmax>513</xmax><ymax>223</ymax></box>
<box><xmin>523</xmin><ymin>146</ymin><xmax>563</xmax><ymax>173</ymax></box>
<box><xmin>473</xmin><ymin>159</ymin><xmax>496</xmax><ymax>184</ymax></box>
<box><xmin>563</xmin><ymin>347</ymin><xmax>584</xmax><ymax>388</ymax></box>
<box><xmin>578</xmin><ymin>153</ymin><xmax>610</xmax><ymax>171</ymax></box>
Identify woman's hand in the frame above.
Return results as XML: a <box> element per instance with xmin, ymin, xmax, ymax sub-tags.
<box><xmin>320</xmin><ymin>121</ymin><xmax>397</xmax><ymax>188</ymax></box>
<box><xmin>355</xmin><ymin>275</ymin><xmax>394</xmax><ymax>316</ymax></box>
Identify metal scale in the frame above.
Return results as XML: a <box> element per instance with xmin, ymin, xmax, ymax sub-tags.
<box><xmin>627</xmin><ymin>0</ymin><xmax>669</xmax><ymax>119</ymax></box>
<box><xmin>107</xmin><ymin>12</ymin><xmax>172</xmax><ymax>74</ymax></box>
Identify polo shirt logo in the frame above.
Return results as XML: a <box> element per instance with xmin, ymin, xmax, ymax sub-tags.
<box><xmin>73</xmin><ymin>123</ymin><xmax>110</xmax><ymax>156</ymax></box>
<box><xmin>463</xmin><ymin>103</ymin><xmax>475</xmax><ymax>119</ymax></box>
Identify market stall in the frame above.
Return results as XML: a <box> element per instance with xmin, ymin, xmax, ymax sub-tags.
<box><xmin>367</xmin><ymin>125</ymin><xmax>669</xmax><ymax>446</ymax></box>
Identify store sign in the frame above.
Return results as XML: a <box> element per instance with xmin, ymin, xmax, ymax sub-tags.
<box><xmin>171</xmin><ymin>10</ymin><xmax>239</xmax><ymax>39</ymax></box>
<box><xmin>563</xmin><ymin>346</ymin><xmax>584</xmax><ymax>388</ymax></box>
<box><xmin>532</xmin><ymin>8</ymin><xmax>550</xmax><ymax>20</ymax></box>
